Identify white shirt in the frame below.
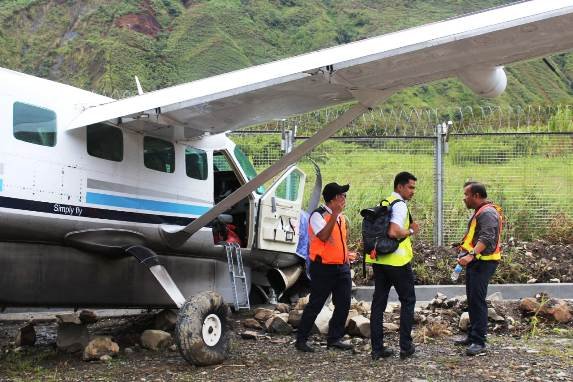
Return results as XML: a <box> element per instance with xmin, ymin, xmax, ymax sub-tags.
<box><xmin>389</xmin><ymin>191</ymin><xmax>408</xmax><ymax>228</ymax></box>
<box><xmin>309</xmin><ymin>205</ymin><xmax>341</xmax><ymax>235</ymax></box>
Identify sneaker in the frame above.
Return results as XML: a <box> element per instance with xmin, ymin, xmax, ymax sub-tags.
<box><xmin>326</xmin><ymin>340</ymin><xmax>353</xmax><ymax>351</ymax></box>
<box><xmin>295</xmin><ymin>341</ymin><xmax>315</xmax><ymax>353</ymax></box>
<box><xmin>454</xmin><ymin>337</ymin><xmax>471</xmax><ymax>346</ymax></box>
<box><xmin>399</xmin><ymin>344</ymin><xmax>416</xmax><ymax>360</ymax></box>
<box><xmin>372</xmin><ymin>347</ymin><xmax>394</xmax><ymax>360</ymax></box>
<box><xmin>466</xmin><ymin>343</ymin><xmax>486</xmax><ymax>356</ymax></box>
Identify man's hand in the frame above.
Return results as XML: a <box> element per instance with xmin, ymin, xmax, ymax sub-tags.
<box><xmin>348</xmin><ymin>251</ymin><xmax>357</xmax><ymax>263</ymax></box>
<box><xmin>457</xmin><ymin>254</ymin><xmax>474</xmax><ymax>266</ymax></box>
<box><xmin>410</xmin><ymin>222</ymin><xmax>420</xmax><ymax>235</ymax></box>
<box><xmin>331</xmin><ymin>195</ymin><xmax>345</xmax><ymax>215</ymax></box>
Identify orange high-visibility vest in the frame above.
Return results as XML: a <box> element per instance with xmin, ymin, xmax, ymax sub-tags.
<box><xmin>308</xmin><ymin>207</ymin><xmax>348</xmax><ymax>265</ymax></box>
<box><xmin>460</xmin><ymin>202</ymin><xmax>503</xmax><ymax>261</ymax></box>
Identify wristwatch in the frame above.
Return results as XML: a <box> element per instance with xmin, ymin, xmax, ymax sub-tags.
<box><xmin>408</xmin><ymin>228</ymin><xmax>414</xmax><ymax>236</ymax></box>
<box><xmin>468</xmin><ymin>249</ymin><xmax>476</xmax><ymax>257</ymax></box>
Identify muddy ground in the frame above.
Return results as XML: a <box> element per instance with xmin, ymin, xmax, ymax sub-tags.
<box><xmin>1</xmin><ymin>301</ymin><xmax>572</xmax><ymax>382</ymax></box>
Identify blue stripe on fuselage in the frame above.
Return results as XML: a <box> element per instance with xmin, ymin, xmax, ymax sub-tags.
<box><xmin>86</xmin><ymin>192</ymin><xmax>210</xmax><ymax>216</ymax></box>
<box><xmin>0</xmin><ymin>179</ymin><xmax>3</xmax><ymax>192</ymax></box>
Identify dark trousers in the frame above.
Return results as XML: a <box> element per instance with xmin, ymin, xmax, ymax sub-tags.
<box><xmin>296</xmin><ymin>261</ymin><xmax>351</xmax><ymax>344</ymax></box>
<box><xmin>370</xmin><ymin>262</ymin><xmax>416</xmax><ymax>353</ymax></box>
<box><xmin>466</xmin><ymin>260</ymin><xmax>498</xmax><ymax>346</ymax></box>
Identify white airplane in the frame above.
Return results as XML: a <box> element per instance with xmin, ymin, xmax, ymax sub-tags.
<box><xmin>1</xmin><ymin>0</ymin><xmax>573</xmax><ymax>365</ymax></box>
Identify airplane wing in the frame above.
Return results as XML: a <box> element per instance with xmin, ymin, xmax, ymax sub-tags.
<box><xmin>67</xmin><ymin>0</ymin><xmax>573</xmax><ymax>138</ymax></box>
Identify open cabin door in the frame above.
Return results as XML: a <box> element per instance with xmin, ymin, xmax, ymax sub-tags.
<box><xmin>256</xmin><ymin>166</ymin><xmax>305</xmax><ymax>252</ymax></box>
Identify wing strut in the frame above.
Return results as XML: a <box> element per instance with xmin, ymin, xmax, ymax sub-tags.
<box><xmin>159</xmin><ymin>95</ymin><xmax>391</xmax><ymax>248</ymax></box>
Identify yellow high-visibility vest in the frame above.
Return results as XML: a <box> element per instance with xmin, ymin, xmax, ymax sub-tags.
<box><xmin>459</xmin><ymin>203</ymin><xmax>503</xmax><ymax>261</ymax></box>
<box><xmin>365</xmin><ymin>195</ymin><xmax>413</xmax><ymax>267</ymax></box>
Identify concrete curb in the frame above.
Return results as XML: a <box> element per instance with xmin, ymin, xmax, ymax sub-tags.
<box><xmin>353</xmin><ymin>283</ymin><xmax>573</xmax><ymax>302</ymax></box>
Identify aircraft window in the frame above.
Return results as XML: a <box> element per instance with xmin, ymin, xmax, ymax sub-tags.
<box><xmin>185</xmin><ymin>146</ymin><xmax>208</xmax><ymax>180</ymax></box>
<box><xmin>275</xmin><ymin>170</ymin><xmax>301</xmax><ymax>201</ymax></box>
<box><xmin>87</xmin><ymin>124</ymin><xmax>123</xmax><ymax>162</ymax></box>
<box><xmin>13</xmin><ymin>102</ymin><xmax>57</xmax><ymax>147</ymax></box>
<box><xmin>144</xmin><ymin>136</ymin><xmax>175</xmax><ymax>173</ymax></box>
<box><xmin>213</xmin><ymin>152</ymin><xmax>232</xmax><ymax>172</ymax></box>
<box><xmin>233</xmin><ymin>146</ymin><xmax>264</xmax><ymax>194</ymax></box>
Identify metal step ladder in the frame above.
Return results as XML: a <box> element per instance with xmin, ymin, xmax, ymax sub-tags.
<box><xmin>224</xmin><ymin>242</ymin><xmax>250</xmax><ymax>310</ymax></box>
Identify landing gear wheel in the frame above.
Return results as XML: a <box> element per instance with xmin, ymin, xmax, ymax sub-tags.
<box><xmin>175</xmin><ymin>291</ymin><xmax>231</xmax><ymax>366</ymax></box>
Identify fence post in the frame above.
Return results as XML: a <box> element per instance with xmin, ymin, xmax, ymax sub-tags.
<box><xmin>434</xmin><ymin>121</ymin><xmax>450</xmax><ymax>246</ymax></box>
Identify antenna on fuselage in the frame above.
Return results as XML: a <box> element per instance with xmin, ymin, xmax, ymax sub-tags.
<box><xmin>134</xmin><ymin>76</ymin><xmax>144</xmax><ymax>95</ymax></box>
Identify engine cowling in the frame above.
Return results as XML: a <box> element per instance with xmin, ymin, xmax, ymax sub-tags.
<box><xmin>458</xmin><ymin>66</ymin><xmax>507</xmax><ymax>98</ymax></box>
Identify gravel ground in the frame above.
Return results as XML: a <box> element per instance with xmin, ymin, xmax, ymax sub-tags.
<box><xmin>1</xmin><ymin>312</ymin><xmax>572</xmax><ymax>382</ymax></box>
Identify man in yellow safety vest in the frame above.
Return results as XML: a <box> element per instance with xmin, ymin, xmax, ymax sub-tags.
<box><xmin>454</xmin><ymin>181</ymin><xmax>502</xmax><ymax>356</ymax></box>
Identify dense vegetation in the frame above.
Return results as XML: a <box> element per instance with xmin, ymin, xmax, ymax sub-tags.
<box><xmin>1</xmin><ymin>0</ymin><xmax>573</xmax><ymax>108</ymax></box>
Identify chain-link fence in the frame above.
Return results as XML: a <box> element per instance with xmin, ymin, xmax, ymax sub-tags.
<box><xmin>232</xmin><ymin>105</ymin><xmax>573</xmax><ymax>247</ymax></box>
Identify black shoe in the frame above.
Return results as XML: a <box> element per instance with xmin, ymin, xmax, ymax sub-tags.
<box><xmin>372</xmin><ymin>347</ymin><xmax>394</xmax><ymax>360</ymax></box>
<box><xmin>454</xmin><ymin>337</ymin><xmax>471</xmax><ymax>346</ymax></box>
<box><xmin>327</xmin><ymin>340</ymin><xmax>353</xmax><ymax>351</ymax></box>
<box><xmin>295</xmin><ymin>341</ymin><xmax>315</xmax><ymax>353</ymax></box>
<box><xmin>399</xmin><ymin>344</ymin><xmax>416</xmax><ymax>360</ymax></box>
<box><xmin>466</xmin><ymin>343</ymin><xmax>486</xmax><ymax>356</ymax></box>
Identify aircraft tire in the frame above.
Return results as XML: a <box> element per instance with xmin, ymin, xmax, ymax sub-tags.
<box><xmin>175</xmin><ymin>291</ymin><xmax>231</xmax><ymax>366</ymax></box>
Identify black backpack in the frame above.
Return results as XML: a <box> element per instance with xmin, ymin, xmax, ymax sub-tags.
<box><xmin>360</xmin><ymin>199</ymin><xmax>412</xmax><ymax>275</ymax></box>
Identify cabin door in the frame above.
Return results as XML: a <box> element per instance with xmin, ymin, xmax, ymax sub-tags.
<box><xmin>256</xmin><ymin>166</ymin><xmax>305</xmax><ymax>253</ymax></box>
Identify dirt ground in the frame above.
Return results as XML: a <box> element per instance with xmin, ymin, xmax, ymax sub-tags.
<box><xmin>1</xmin><ymin>304</ymin><xmax>572</xmax><ymax>382</ymax></box>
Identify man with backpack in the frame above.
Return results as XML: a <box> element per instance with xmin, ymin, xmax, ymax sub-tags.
<box><xmin>295</xmin><ymin>182</ymin><xmax>356</xmax><ymax>353</ymax></box>
<box><xmin>366</xmin><ymin>172</ymin><xmax>419</xmax><ymax>360</ymax></box>
<box><xmin>454</xmin><ymin>181</ymin><xmax>502</xmax><ymax>356</ymax></box>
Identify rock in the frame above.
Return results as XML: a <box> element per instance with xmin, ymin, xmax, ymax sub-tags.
<box><xmin>99</xmin><ymin>355</ymin><xmax>112</xmax><ymax>362</ymax></box>
<box><xmin>140</xmin><ymin>330</ymin><xmax>172</xmax><ymax>351</ymax></box>
<box><xmin>154</xmin><ymin>309</ymin><xmax>177</xmax><ymax>331</ymax></box>
<box><xmin>124</xmin><ymin>347</ymin><xmax>134</xmax><ymax>354</ymax></box>
<box><xmin>527</xmin><ymin>278</ymin><xmax>537</xmax><ymax>284</ymax></box>
<box><xmin>241</xmin><ymin>330</ymin><xmax>259</xmax><ymax>340</ymax></box>
<box><xmin>275</xmin><ymin>303</ymin><xmax>290</xmax><ymax>313</ymax></box>
<box><xmin>345</xmin><ymin>309</ymin><xmax>361</xmax><ymax>328</ymax></box>
<box><xmin>488</xmin><ymin>308</ymin><xmax>505</xmax><ymax>322</ymax></box>
<box><xmin>383</xmin><ymin>322</ymin><xmax>399</xmax><ymax>332</ymax></box>
<box><xmin>265</xmin><ymin>313</ymin><xmax>292</xmax><ymax>335</ymax></box>
<box><xmin>169</xmin><ymin>344</ymin><xmax>177</xmax><ymax>352</ymax></box>
<box><xmin>83</xmin><ymin>336</ymin><xmax>119</xmax><ymax>361</ymax></box>
<box><xmin>57</xmin><ymin>323</ymin><xmax>89</xmax><ymax>353</ymax></box>
<box><xmin>436</xmin><ymin>292</ymin><xmax>447</xmax><ymax>301</ymax></box>
<box><xmin>347</xmin><ymin>315</ymin><xmax>370</xmax><ymax>337</ymax></box>
<box><xmin>486</xmin><ymin>292</ymin><xmax>503</xmax><ymax>302</ymax></box>
<box><xmin>351</xmin><ymin>269</ymin><xmax>356</xmax><ymax>280</ymax></box>
<box><xmin>459</xmin><ymin>312</ymin><xmax>470</xmax><ymax>331</ymax></box>
<box><xmin>352</xmin><ymin>301</ymin><xmax>371</xmax><ymax>316</ymax></box>
<box><xmin>294</xmin><ymin>295</ymin><xmax>309</xmax><ymax>310</ymax></box>
<box><xmin>519</xmin><ymin>297</ymin><xmax>540</xmax><ymax>314</ymax></box>
<box><xmin>288</xmin><ymin>310</ymin><xmax>303</xmax><ymax>328</ymax></box>
<box><xmin>546</xmin><ymin>300</ymin><xmax>572</xmax><ymax>323</ymax></box>
<box><xmin>15</xmin><ymin>322</ymin><xmax>36</xmax><ymax>347</ymax></box>
<box><xmin>549</xmin><ymin>278</ymin><xmax>561</xmax><ymax>283</ymax></box>
<box><xmin>254</xmin><ymin>308</ymin><xmax>275</xmax><ymax>322</ymax></box>
<box><xmin>56</xmin><ymin>313</ymin><xmax>82</xmax><ymax>325</ymax></box>
<box><xmin>79</xmin><ymin>310</ymin><xmax>98</xmax><ymax>325</ymax></box>
<box><xmin>243</xmin><ymin>318</ymin><xmax>263</xmax><ymax>330</ymax></box>
<box><xmin>312</xmin><ymin>306</ymin><xmax>333</xmax><ymax>335</ymax></box>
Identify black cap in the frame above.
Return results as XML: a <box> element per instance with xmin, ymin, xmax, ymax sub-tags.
<box><xmin>322</xmin><ymin>182</ymin><xmax>350</xmax><ymax>202</ymax></box>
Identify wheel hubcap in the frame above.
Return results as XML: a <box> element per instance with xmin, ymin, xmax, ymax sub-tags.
<box><xmin>202</xmin><ymin>313</ymin><xmax>222</xmax><ymax>346</ymax></box>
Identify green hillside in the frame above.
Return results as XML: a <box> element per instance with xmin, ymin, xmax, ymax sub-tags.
<box><xmin>1</xmin><ymin>0</ymin><xmax>572</xmax><ymax>107</ymax></box>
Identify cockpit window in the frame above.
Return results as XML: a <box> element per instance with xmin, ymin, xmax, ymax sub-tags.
<box><xmin>144</xmin><ymin>136</ymin><xmax>175</xmax><ymax>173</ymax></box>
<box><xmin>13</xmin><ymin>102</ymin><xmax>57</xmax><ymax>147</ymax></box>
<box><xmin>234</xmin><ymin>146</ymin><xmax>264</xmax><ymax>194</ymax></box>
<box><xmin>185</xmin><ymin>146</ymin><xmax>208</xmax><ymax>180</ymax></box>
<box><xmin>87</xmin><ymin>124</ymin><xmax>123</xmax><ymax>162</ymax></box>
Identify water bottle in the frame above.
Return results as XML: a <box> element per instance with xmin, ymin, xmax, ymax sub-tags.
<box><xmin>451</xmin><ymin>264</ymin><xmax>463</xmax><ymax>282</ymax></box>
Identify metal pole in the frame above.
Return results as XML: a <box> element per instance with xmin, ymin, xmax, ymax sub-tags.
<box><xmin>435</xmin><ymin>122</ymin><xmax>444</xmax><ymax>246</ymax></box>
